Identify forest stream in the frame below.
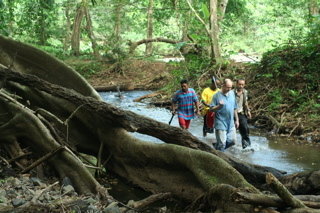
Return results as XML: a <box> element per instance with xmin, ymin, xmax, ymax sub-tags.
<box><xmin>101</xmin><ymin>90</ymin><xmax>320</xmax><ymax>175</ymax></box>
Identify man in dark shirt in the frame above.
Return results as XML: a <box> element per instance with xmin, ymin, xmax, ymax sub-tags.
<box><xmin>235</xmin><ymin>79</ymin><xmax>252</xmax><ymax>149</ymax></box>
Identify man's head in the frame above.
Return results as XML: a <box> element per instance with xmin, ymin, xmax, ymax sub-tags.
<box><xmin>180</xmin><ymin>79</ymin><xmax>189</xmax><ymax>92</ymax></box>
<box><xmin>236</xmin><ymin>79</ymin><xmax>246</xmax><ymax>91</ymax></box>
<box><xmin>221</xmin><ymin>79</ymin><xmax>233</xmax><ymax>94</ymax></box>
<box><xmin>210</xmin><ymin>77</ymin><xmax>220</xmax><ymax>90</ymax></box>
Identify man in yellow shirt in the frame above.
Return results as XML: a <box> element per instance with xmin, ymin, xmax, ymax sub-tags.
<box><xmin>201</xmin><ymin>77</ymin><xmax>220</xmax><ymax>137</ymax></box>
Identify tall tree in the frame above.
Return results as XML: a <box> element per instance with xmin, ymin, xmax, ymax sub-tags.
<box><xmin>63</xmin><ymin>0</ymin><xmax>73</xmax><ymax>51</ymax></box>
<box><xmin>145</xmin><ymin>0</ymin><xmax>154</xmax><ymax>55</ymax></box>
<box><xmin>185</xmin><ymin>0</ymin><xmax>228</xmax><ymax>62</ymax></box>
<box><xmin>71</xmin><ymin>0</ymin><xmax>99</xmax><ymax>57</ymax></box>
<box><xmin>71</xmin><ymin>2</ymin><xmax>85</xmax><ymax>56</ymax></box>
<box><xmin>209</xmin><ymin>0</ymin><xmax>221</xmax><ymax>61</ymax></box>
<box><xmin>309</xmin><ymin>0</ymin><xmax>319</xmax><ymax>16</ymax></box>
<box><xmin>83</xmin><ymin>2</ymin><xmax>100</xmax><ymax>57</ymax></box>
<box><xmin>113</xmin><ymin>1</ymin><xmax>123</xmax><ymax>43</ymax></box>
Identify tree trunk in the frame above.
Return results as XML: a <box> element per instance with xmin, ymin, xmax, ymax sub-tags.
<box><xmin>218</xmin><ymin>0</ymin><xmax>229</xmax><ymax>21</ymax></box>
<box><xmin>113</xmin><ymin>2</ymin><xmax>122</xmax><ymax>42</ymax></box>
<box><xmin>37</xmin><ymin>8</ymin><xmax>47</xmax><ymax>45</ymax></box>
<box><xmin>83</xmin><ymin>3</ymin><xmax>100</xmax><ymax>58</ymax></box>
<box><xmin>209</xmin><ymin>0</ymin><xmax>222</xmax><ymax>62</ymax></box>
<box><xmin>309</xmin><ymin>0</ymin><xmax>319</xmax><ymax>16</ymax></box>
<box><xmin>280</xmin><ymin>170</ymin><xmax>320</xmax><ymax>195</ymax></box>
<box><xmin>63</xmin><ymin>1</ymin><xmax>72</xmax><ymax>51</ymax></box>
<box><xmin>145</xmin><ymin>0</ymin><xmax>154</xmax><ymax>55</ymax></box>
<box><xmin>71</xmin><ymin>3</ymin><xmax>85</xmax><ymax>56</ymax></box>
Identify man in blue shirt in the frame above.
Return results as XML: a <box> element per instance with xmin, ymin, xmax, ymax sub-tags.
<box><xmin>172</xmin><ymin>79</ymin><xmax>200</xmax><ymax>130</ymax></box>
<box><xmin>210</xmin><ymin>79</ymin><xmax>239</xmax><ymax>151</ymax></box>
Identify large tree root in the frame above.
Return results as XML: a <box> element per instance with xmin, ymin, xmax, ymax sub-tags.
<box><xmin>0</xmin><ymin>91</ymin><xmax>107</xmax><ymax>196</ymax></box>
<box><xmin>0</xmin><ymin>66</ymin><xmax>285</xmax><ymax>186</ymax></box>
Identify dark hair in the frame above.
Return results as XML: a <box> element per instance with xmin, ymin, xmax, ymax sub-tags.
<box><xmin>236</xmin><ymin>79</ymin><xmax>245</xmax><ymax>83</ymax></box>
<box><xmin>180</xmin><ymin>79</ymin><xmax>188</xmax><ymax>84</ymax></box>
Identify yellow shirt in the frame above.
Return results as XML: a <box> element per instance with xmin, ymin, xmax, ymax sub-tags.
<box><xmin>201</xmin><ymin>87</ymin><xmax>220</xmax><ymax>115</ymax></box>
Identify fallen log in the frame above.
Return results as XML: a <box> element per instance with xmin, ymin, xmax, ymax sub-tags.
<box><xmin>94</xmin><ymin>84</ymin><xmax>136</xmax><ymax>92</ymax></box>
<box><xmin>133</xmin><ymin>91</ymin><xmax>161</xmax><ymax>102</ymax></box>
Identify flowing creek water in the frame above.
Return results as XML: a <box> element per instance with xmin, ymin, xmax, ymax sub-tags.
<box><xmin>100</xmin><ymin>90</ymin><xmax>320</xmax><ymax>175</ymax></box>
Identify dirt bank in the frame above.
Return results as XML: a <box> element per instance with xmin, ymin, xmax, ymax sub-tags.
<box><xmin>87</xmin><ymin>59</ymin><xmax>173</xmax><ymax>90</ymax></box>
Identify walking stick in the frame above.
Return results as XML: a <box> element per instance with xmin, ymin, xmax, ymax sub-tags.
<box><xmin>168</xmin><ymin>114</ymin><xmax>175</xmax><ymax>125</ymax></box>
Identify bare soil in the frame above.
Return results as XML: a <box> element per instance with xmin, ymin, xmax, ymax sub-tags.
<box><xmin>87</xmin><ymin>59</ymin><xmax>173</xmax><ymax>90</ymax></box>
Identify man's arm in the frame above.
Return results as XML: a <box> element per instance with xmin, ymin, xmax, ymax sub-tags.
<box><xmin>195</xmin><ymin>101</ymin><xmax>200</xmax><ymax>115</ymax></box>
<box><xmin>244</xmin><ymin>90</ymin><xmax>252</xmax><ymax>119</ymax></box>
<box><xmin>201</xmin><ymin>90</ymin><xmax>210</xmax><ymax>107</ymax></box>
<box><xmin>171</xmin><ymin>102</ymin><xmax>176</xmax><ymax>114</ymax></box>
<box><xmin>234</xmin><ymin>109</ymin><xmax>239</xmax><ymax>128</ymax></box>
<box><xmin>210</xmin><ymin>103</ymin><xmax>223</xmax><ymax>112</ymax></box>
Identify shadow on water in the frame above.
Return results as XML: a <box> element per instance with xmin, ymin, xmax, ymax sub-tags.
<box><xmin>100</xmin><ymin>90</ymin><xmax>320</xmax><ymax>204</ymax></box>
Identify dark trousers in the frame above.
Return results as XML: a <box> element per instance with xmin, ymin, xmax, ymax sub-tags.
<box><xmin>238</xmin><ymin>113</ymin><xmax>251</xmax><ymax>148</ymax></box>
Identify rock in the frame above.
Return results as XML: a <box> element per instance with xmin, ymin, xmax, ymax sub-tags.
<box><xmin>62</xmin><ymin>185</ymin><xmax>75</xmax><ymax>195</ymax></box>
<box><xmin>30</xmin><ymin>177</ymin><xmax>43</xmax><ymax>186</ymax></box>
<box><xmin>0</xmin><ymin>203</ymin><xmax>12</xmax><ymax>212</ymax></box>
<box><xmin>85</xmin><ymin>197</ymin><xmax>97</xmax><ymax>204</ymax></box>
<box><xmin>103</xmin><ymin>202</ymin><xmax>121</xmax><ymax>213</ymax></box>
<box><xmin>62</xmin><ymin>176</ymin><xmax>73</xmax><ymax>186</ymax></box>
<box><xmin>0</xmin><ymin>191</ymin><xmax>7</xmax><ymax>204</ymax></box>
<box><xmin>5</xmin><ymin>189</ymin><xmax>17</xmax><ymax>198</ymax></box>
<box><xmin>87</xmin><ymin>204</ymin><xmax>99</xmax><ymax>212</ymax></box>
<box><xmin>11</xmin><ymin>198</ymin><xmax>26</xmax><ymax>207</ymax></box>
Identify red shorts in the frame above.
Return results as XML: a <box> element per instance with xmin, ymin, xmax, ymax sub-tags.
<box><xmin>178</xmin><ymin>117</ymin><xmax>191</xmax><ymax>129</ymax></box>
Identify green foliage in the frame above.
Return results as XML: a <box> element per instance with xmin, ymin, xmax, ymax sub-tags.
<box><xmin>72</xmin><ymin>60</ymin><xmax>103</xmax><ymax>79</ymax></box>
<box><xmin>161</xmin><ymin>53</ymin><xmax>212</xmax><ymax>93</ymax></box>
<box><xmin>255</xmin><ymin>40</ymin><xmax>320</xmax><ymax>116</ymax></box>
<box><xmin>267</xmin><ymin>89</ymin><xmax>283</xmax><ymax>111</ymax></box>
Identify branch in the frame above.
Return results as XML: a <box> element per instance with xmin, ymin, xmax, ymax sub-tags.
<box><xmin>233</xmin><ymin>192</ymin><xmax>320</xmax><ymax>209</ymax></box>
<box><xmin>129</xmin><ymin>37</ymin><xmax>180</xmax><ymax>53</ymax></box>
<box><xmin>266</xmin><ymin>173</ymin><xmax>307</xmax><ymax>209</ymax></box>
<box><xmin>185</xmin><ymin>0</ymin><xmax>211</xmax><ymax>37</ymax></box>
<box><xmin>21</xmin><ymin>146</ymin><xmax>65</xmax><ymax>174</ymax></box>
<box><xmin>127</xmin><ymin>193</ymin><xmax>171</xmax><ymax>209</ymax></box>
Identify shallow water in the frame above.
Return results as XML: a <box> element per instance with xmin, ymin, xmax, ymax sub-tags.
<box><xmin>100</xmin><ymin>90</ymin><xmax>320</xmax><ymax>174</ymax></box>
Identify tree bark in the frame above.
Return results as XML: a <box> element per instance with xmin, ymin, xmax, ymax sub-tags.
<box><xmin>113</xmin><ymin>2</ymin><xmax>123</xmax><ymax>42</ymax></box>
<box><xmin>280</xmin><ymin>170</ymin><xmax>320</xmax><ymax>195</ymax></box>
<box><xmin>218</xmin><ymin>0</ymin><xmax>229</xmax><ymax>21</ymax></box>
<box><xmin>266</xmin><ymin>173</ymin><xmax>307</xmax><ymax>209</ymax></box>
<box><xmin>71</xmin><ymin>3</ymin><xmax>85</xmax><ymax>56</ymax></box>
<box><xmin>234</xmin><ymin>192</ymin><xmax>320</xmax><ymax>209</ymax></box>
<box><xmin>63</xmin><ymin>1</ymin><xmax>72</xmax><ymax>51</ymax></box>
<box><xmin>145</xmin><ymin>0</ymin><xmax>154</xmax><ymax>55</ymax></box>
<box><xmin>83</xmin><ymin>3</ymin><xmax>100</xmax><ymax>58</ymax></box>
<box><xmin>209</xmin><ymin>0</ymin><xmax>222</xmax><ymax>62</ymax></box>
<box><xmin>309</xmin><ymin>0</ymin><xmax>319</xmax><ymax>16</ymax></box>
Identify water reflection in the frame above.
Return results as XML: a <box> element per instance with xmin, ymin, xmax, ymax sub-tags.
<box><xmin>100</xmin><ymin>91</ymin><xmax>320</xmax><ymax>174</ymax></box>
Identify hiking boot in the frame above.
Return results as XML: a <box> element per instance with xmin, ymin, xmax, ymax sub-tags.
<box><xmin>203</xmin><ymin>128</ymin><xmax>207</xmax><ymax>137</ymax></box>
<box><xmin>225</xmin><ymin>141</ymin><xmax>235</xmax><ymax>149</ymax></box>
